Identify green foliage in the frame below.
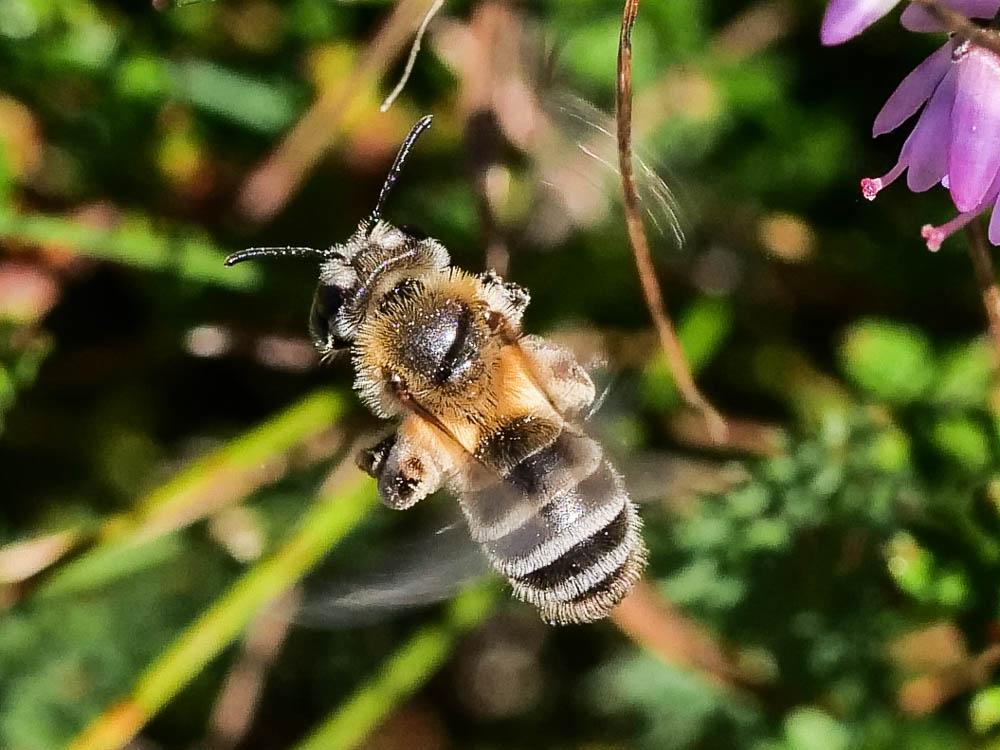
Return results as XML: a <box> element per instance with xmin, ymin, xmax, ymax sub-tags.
<box><xmin>592</xmin><ymin>652</ymin><xmax>757</xmax><ymax>750</ymax></box>
<box><xmin>2</xmin><ymin>1</ymin><xmax>1000</xmax><ymax>749</ymax></box>
<box><xmin>0</xmin><ymin>540</ymin><xmax>230</xmax><ymax>750</ymax></box>
<box><xmin>839</xmin><ymin>319</ymin><xmax>936</xmax><ymax>404</ymax></box>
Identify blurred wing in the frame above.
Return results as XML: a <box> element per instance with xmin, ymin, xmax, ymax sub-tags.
<box><xmin>524</xmin><ymin>90</ymin><xmax>687</xmax><ymax>251</ymax></box>
<box><xmin>297</xmin><ymin>517</ymin><xmax>490</xmax><ymax>629</ymax></box>
<box><xmin>519</xmin><ymin>329</ymin><xmax>746</xmax><ymax>509</ymax></box>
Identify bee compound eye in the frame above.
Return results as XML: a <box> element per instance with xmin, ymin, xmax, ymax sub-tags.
<box><xmin>309</xmin><ymin>284</ymin><xmax>351</xmax><ymax>350</ymax></box>
<box><xmin>399</xmin><ymin>224</ymin><xmax>428</xmax><ymax>241</ymax></box>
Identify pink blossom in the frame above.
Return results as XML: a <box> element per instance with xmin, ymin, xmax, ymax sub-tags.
<box><xmin>821</xmin><ymin>0</ymin><xmax>902</xmax><ymax>45</ymax></box>
<box><xmin>848</xmin><ymin>0</ymin><xmax>1000</xmax><ymax>249</ymax></box>
<box><xmin>822</xmin><ymin>0</ymin><xmax>1000</xmax><ymax>44</ymax></box>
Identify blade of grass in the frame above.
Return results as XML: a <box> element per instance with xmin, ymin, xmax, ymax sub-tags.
<box><xmin>66</xmin><ymin>462</ymin><xmax>378</xmax><ymax>750</ymax></box>
<box><xmin>2</xmin><ymin>390</ymin><xmax>345</xmax><ymax>593</ymax></box>
<box><xmin>293</xmin><ymin>584</ymin><xmax>497</xmax><ymax>750</ymax></box>
<box><xmin>0</xmin><ymin>208</ymin><xmax>259</xmax><ymax>290</ymax></box>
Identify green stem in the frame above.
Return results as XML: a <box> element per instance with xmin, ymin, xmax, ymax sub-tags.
<box><xmin>0</xmin><ymin>208</ymin><xmax>259</xmax><ymax>290</ymax></box>
<box><xmin>20</xmin><ymin>390</ymin><xmax>345</xmax><ymax>596</ymax></box>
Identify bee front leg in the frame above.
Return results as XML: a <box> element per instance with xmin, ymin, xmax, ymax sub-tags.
<box><xmin>480</xmin><ymin>270</ymin><xmax>530</xmax><ymax>329</ymax></box>
<box><xmin>356</xmin><ymin>432</ymin><xmax>397</xmax><ymax>479</ymax></box>
<box><xmin>356</xmin><ymin>419</ymin><xmax>447</xmax><ymax>510</ymax></box>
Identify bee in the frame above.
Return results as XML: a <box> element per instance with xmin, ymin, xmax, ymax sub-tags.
<box><xmin>226</xmin><ymin>116</ymin><xmax>646</xmax><ymax>624</ymax></box>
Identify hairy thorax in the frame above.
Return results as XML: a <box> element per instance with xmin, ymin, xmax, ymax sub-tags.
<box><xmin>353</xmin><ymin>270</ymin><xmax>558</xmax><ymax>454</ymax></box>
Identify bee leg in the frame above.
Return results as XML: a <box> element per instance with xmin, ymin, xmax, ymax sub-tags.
<box><xmin>518</xmin><ymin>335</ymin><xmax>596</xmax><ymax>417</ymax></box>
<box><xmin>357</xmin><ymin>419</ymin><xmax>446</xmax><ymax>511</ymax></box>
<box><xmin>480</xmin><ymin>270</ymin><xmax>530</xmax><ymax>328</ymax></box>
<box><xmin>356</xmin><ymin>433</ymin><xmax>397</xmax><ymax>478</ymax></box>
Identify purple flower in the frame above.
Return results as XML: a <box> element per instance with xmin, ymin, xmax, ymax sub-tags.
<box><xmin>821</xmin><ymin>0</ymin><xmax>901</xmax><ymax>45</ymax></box>
<box><xmin>920</xmin><ymin>171</ymin><xmax>1000</xmax><ymax>250</ymax></box>
<box><xmin>821</xmin><ymin>0</ymin><xmax>1000</xmax><ymax>44</ymax></box>
<box><xmin>863</xmin><ymin>40</ymin><xmax>1000</xmax><ymax>249</ymax></box>
<box><xmin>950</xmin><ymin>44</ymin><xmax>1000</xmax><ymax>212</ymax></box>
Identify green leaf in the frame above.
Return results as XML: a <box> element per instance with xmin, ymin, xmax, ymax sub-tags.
<box><xmin>0</xmin><ymin>208</ymin><xmax>259</xmax><ymax>290</ymax></box>
<box><xmin>971</xmin><ymin>686</ymin><xmax>1000</xmax><ymax>734</ymax></box>
<box><xmin>783</xmin><ymin>708</ymin><xmax>849</xmax><ymax>750</ymax></box>
<box><xmin>932</xmin><ymin>339</ymin><xmax>994</xmax><ymax>407</ymax></box>
<box><xmin>930</xmin><ymin>415</ymin><xmax>991</xmax><ymax>473</ymax></box>
<box><xmin>839</xmin><ymin>319</ymin><xmax>935</xmax><ymax>403</ymax></box>
<box><xmin>172</xmin><ymin>60</ymin><xmax>299</xmax><ymax>134</ymax></box>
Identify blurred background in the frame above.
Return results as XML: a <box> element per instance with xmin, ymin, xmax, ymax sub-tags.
<box><xmin>3</xmin><ymin>0</ymin><xmax>1000</xmax><ymax>748</ymax></box>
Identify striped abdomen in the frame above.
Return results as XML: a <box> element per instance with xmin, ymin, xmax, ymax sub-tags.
<box><xmin>460</xmin><ymin>416</ymin><xmax>647</xmax><ymax>625</ymax></box>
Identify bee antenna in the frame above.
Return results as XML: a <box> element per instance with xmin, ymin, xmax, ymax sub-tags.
<box><xmin>224</xmin><ymin>246</ymin><xmax>329</xmax><ymax>267</ymax></box>
<box><xmin>368</xmin><ymin>115</ymin><xmax>433</xmax><ymax>229</ymax></box>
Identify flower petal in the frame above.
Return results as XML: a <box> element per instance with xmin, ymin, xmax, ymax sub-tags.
<box><xmin>990</xmin><ymin>200</ymin><xmax>1000</xmax><ymax>245</ymax></box>
<box><xmin>906</xmin><ymin>67</ymin><xmax>957</xmax><ymax>192</ymax></box>
<box><xmin>902</xmin><ymin>0</ymin><xmax>1000</xmax><ymax>32</ymax></box>
<box><xmin>874</xmin><ymin>41</ymin><xmax>953</xmax><ymax>136</ymax></box>
<box><xmin>949</xmin><ymin>47</ymin><xmax>1000</xmax><ymax>212</ymax></box>
<box><xmin>982</xmin><ymin>173</ymin><xmax>1000</xmax><ymax>244</ymax></box>
<box><xmin>822</xmin><ymin>0</ymin><xmax>901</xmax><ymax>45</ymax></box>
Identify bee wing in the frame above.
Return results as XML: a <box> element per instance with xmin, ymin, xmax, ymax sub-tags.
<box><xmin>297</xmin><ymin>516</ymin><xmax>490</xmax><ymax>629</ymax></box>
<box><xmin>524</xmin><ymin>90</ymin><xmax>687</xmax><ymax>251</ymax></box>
<box><xmin>515</xmin><ymin>330</ymin><xmax>745</xmax><ymax>508</ymax></box>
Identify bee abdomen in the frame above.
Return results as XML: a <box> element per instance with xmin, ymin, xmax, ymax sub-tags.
<box><xmin>536</xmin><ymin>539</ymin><xmax>647</xmax><ymax>625</ymax></box>
<box><xmin>463</xmin><ymin>418</ymin><xmax>646</xmax><ymax>625</ymax></box>
<box><xmin>463</xmin><ymin>420</ymin><xmax>604</xmax><ymax>543</ymax></box>
<box><xmin>507</xmin><ymin>472</ymin><xmax>646</xmax><ymax>625</ymax></box>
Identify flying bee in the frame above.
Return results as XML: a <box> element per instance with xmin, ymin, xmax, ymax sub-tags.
<box><xmin>225</xmin><ymin>116</ymin><xmax>646</xmax><ymax>624</ymax></box>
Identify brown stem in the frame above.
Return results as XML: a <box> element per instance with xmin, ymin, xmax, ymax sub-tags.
<box><xmin>237</xmin><ymin>0</ymin><xmax>433</xmax><ymax>222</ymax></box>
<box><xmin>203</xmin><ymin>588</ymin><xmax>301</xmax><ymax>750</ymax></box>
<box><xmin>467</xmin><ymin>109</ymin><xmax>509</xmax><ymax>276</ymax></box>
<box><xmin>380</xmin><ymin>0</ymin><xmax>447</xmax><ymax>113</ymax></box>
<box><xmin>908</xmin><ymin>0</ymin><xmax>1000</xmax><ymax>56</ymax></box>
<box><xmin>610</xmin><ymin>581</ymin><xmax>752</xmax><ymax>691</ymax></box>
<box><xmin>616</xmin><ymin>0</ymin><xmax>727</xmax><ymax>442</ymax></box>
<box><xmin>966</xmin><ymin>218</ymin><xmax>1000</xmax><ymax>361</ymax></box>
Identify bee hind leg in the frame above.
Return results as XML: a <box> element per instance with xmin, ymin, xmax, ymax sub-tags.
<box><xmin>356</xmin><ymin>425</ymin><xmax>445</xmax><ymax>510</ymax></box>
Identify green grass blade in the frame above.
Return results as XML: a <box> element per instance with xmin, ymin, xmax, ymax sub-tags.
<box><xmin>294</xmin><ymin>585</ymin><xmax>498</xmax><ymax>750</ymax></box>
<box><xmin>66</xmin><ymin>471</ymin><xmax>378</xmax><ymax>750</ymax></box>
<box><xmin>0</xmin><ymin>208</ymin><xmax>259</xmax><ymax>290</ymax></box>
<box><xmin>7</xmin><ymin>390</ymin><xmax>345</xmax><ymax>594</ymax></box>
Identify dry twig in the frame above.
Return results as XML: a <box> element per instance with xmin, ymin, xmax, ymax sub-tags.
<box><xmin>380</xmin><ymin>0</ymin><xmax>446</xmax><ymax>113</ymax></box>
<box><xmin>428</xmin><ymin>3</ymin><xmax>517</xmax><ymax>274</ymax></box>
<box><xmin>203</xmin><ymin>589</ymin><xmax>302</xmax><ymax>750</ymax></box>
<box><xmin>616</xmin><ymin>0</ymin><xmax>727</xmax><ymax>442</ymax></box>
<box><xmin>238</xmin><ymin>0</ymin><xmax>435</xmax><ymax>222</ymax></box>
<box><xmin>610</xmin><ymin>581</ymin><xmax>751</xmax><ymax>691</ymax></box>
<box><xmin>891</xmin><ymin>622</ymin><xmax>1000</xmax><ymax>715</ymax></box>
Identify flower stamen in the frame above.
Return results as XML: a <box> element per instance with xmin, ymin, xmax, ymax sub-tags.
<box><xmin>921</xmin><ymin>210</ymin><xmax>981</xmax><ymax>251</ymax></box>
<box><xmin>861</xmin><ymin>159</ymin><xmax>907</xmax><ymax>200</ymax></box>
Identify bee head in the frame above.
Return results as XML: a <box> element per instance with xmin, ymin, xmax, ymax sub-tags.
<box><xmin>225</xmin><ymin>115</ymin><xmax>441</xmax><ymax>359</ymax></box>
